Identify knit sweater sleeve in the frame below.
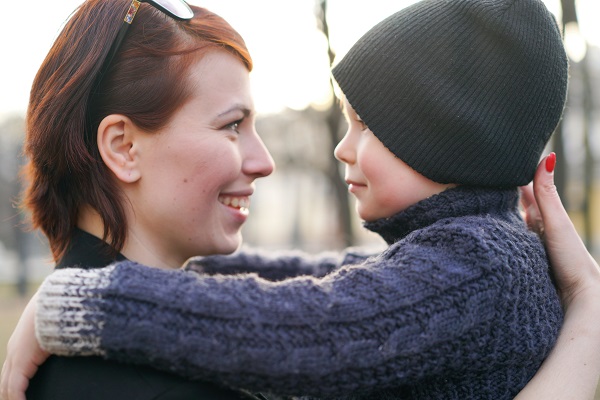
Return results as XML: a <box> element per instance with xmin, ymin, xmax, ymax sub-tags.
<box><xmin>35</xmin><ymin>224</ymin><xmax>557</xmax><ymax>397</ymax></box>
<box><xmin>184</xmin><ymin>247</ymin><xmax>375</xmax><ymax>281</ymax></box>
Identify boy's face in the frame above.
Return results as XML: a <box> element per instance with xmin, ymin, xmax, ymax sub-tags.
<box><xmin>335</xmin><ymin>98</ymin><xmax>454</xmax><ymax>222</ymax></box>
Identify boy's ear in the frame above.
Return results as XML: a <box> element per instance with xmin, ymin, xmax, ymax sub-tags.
<box><xmin>97</xmin><ymin>114</ymin><xmax>142</xmax><ymax>183</ymax></box>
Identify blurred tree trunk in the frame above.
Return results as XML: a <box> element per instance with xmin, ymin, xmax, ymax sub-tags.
<box><xmin>316</xmin><ymin>0</ymin><xmax>355</xmax><ymax>247</ymax></box>
<box><xmin>560</xmin><ymin>0</ymin><xmax>595</xmax><ymax>250</ymax></box>
<box><xmin>553</xmin><ymin>0</ymin><xmax>577</xmax><ymax>204</ymax></box>
<box><xmin>581</xmin><ymin>54</ymin><xmax>594</xmax><ymax>249</ymax></box>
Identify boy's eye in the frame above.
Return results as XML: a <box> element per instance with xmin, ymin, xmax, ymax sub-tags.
<box><xmin>356</xmin><ymin>118</ymin><xmax>368</xmax><ymax>131</ymax></box>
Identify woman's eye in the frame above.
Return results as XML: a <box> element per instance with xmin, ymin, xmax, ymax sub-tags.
<box><xmin>224</xmin><ymin>120</ymin><xmax>241</xmax><ymax>133</ymax></box>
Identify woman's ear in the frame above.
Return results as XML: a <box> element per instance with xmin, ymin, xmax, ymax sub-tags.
<box><xmin>97</xmin><ymin>114</ymin><xmax>142</xmax><ymax>183</ymax></box>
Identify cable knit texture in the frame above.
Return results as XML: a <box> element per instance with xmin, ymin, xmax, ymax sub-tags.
<box><xmin>36</xmin><ymin>186</ymin><xmax>562</xmax><ymax>399</ymax></box>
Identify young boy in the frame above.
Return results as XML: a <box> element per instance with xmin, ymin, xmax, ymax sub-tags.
<box><xmin>13</xmin><ymin>0</ymin><xmax>568</xmax><ymax>398</ymax></box>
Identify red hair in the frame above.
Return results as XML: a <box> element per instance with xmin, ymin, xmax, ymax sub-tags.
<box><xmin>22</xmin><ymin>0</ymin><xmax>252</xmax><ymax>261</ymax></box>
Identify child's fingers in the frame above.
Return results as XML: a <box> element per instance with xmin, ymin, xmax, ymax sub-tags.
<box><xmin>519</xmin><ymin>182</ymin><xmax>543</xmax><ymax>236</ymax></box>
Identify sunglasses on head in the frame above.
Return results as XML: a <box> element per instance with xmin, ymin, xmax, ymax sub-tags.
<box><xmin>96</xmin><ymin>0</ymin><xmax>194</xmax><ymax>87</ymax></box>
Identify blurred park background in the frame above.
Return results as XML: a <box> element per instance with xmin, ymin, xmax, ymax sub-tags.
<box><xmin>1</xmin><ymin>0</ymin><xmax>599</xmax><ymax>391</ymax></box>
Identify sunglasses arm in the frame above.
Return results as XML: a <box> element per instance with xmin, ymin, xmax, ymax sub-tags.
<box><xmin>93</xmin><ymin>0</ymin><xmax>141</xmax><ymax>91</ymax></box>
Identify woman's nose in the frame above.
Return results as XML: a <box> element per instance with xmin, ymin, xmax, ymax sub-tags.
<box><xmin>244</xmin><ymin>131</ymin><xmax>275</xmax><ymax>178</ymax></box>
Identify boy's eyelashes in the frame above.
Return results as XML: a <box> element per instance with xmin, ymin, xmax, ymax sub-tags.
<box><xmin>355</xmin><ymin>118</ymin><xmax>369</xmax><ymax>131</ymax></box>
<box><xmin>341</xmin><ymin>105</ymin><xmax>369</xmax><ymax>131</ymax></box>
<box><xmin>344</xmin><ymin>117</ymin><xmax>369</xmax><ymax>132</ymax></box>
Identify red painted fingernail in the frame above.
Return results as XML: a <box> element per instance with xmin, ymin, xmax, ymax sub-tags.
<box><xmin>545</xmin><ymin>152</ymin><xmax>556</xmax><ymax>173</ymax></box>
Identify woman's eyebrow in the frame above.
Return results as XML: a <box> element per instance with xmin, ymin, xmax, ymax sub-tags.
<box><xmin>217</xmin><ymin>104</ymin><xmax>251</xmax><ymax>118</ymax></box>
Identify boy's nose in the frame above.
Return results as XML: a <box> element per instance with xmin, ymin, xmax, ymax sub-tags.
<box><xmin>334</xmin><ymin>131</ymin><xmax>355</xmax><ymax>164</ymax></box>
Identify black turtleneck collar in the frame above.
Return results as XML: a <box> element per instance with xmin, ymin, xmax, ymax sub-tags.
<box><xmin>55</xmin><ymin>228</ymin><xmax>127</xmax><ymax>270</ymax></box>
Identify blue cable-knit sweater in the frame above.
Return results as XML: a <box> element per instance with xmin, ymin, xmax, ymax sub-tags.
<box><xmin>36</xmin><ymin>186</ymin><xmax>562</xmax><ymax>399</ymax></box>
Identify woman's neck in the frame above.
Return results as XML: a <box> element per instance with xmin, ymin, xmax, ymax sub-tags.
<box><xmin>77</xmin><ymin>205</ymin><xmax>107</xmax><ymax>242</ymax></box>
<box><xmin>77</xmin><ymin>205</ymin><xmax>182</xmax><ymax>270</ymax></box>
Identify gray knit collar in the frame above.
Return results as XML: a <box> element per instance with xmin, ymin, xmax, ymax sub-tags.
<box><xmin>363</xmin><ymin>186</ymin><xmax>520</xmax><ymax>245</ymax></box>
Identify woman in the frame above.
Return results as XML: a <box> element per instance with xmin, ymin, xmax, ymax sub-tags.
<box><xmin>2</xmin><ymin>0</ymin><xmax>274</xmax><ymax>398</ymax></box>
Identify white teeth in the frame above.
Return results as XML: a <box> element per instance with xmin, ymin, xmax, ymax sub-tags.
<box><xmin>219</xmin><ymin>195</ymin><xmax>249</xmax><ymax>209</ymax></box>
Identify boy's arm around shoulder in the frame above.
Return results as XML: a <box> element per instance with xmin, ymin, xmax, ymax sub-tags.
<box><xmin>34</xmin><ymin>235</ymin><xmax>511</xmax><ymax>397</ymax></box>
<box><xmin>185</xmin><ymin>246</ymin><xmax>378</xmax><ymax>281</ymax></box>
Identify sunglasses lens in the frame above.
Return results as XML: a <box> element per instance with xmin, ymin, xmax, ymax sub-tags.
<box><xmin>152</xmin><ymin>0</ymin><xmax>194</xmax><ymax>20</ymax></box>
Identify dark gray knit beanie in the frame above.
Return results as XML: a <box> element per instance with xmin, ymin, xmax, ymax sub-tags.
<box><xmin>332</xmin><ymin>0</ymin><xmax>568</xmax><ymax>187</ymax></box>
